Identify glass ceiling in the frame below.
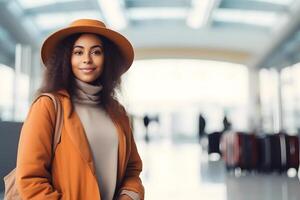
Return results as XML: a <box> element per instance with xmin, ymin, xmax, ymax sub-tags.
<box><xmin>13</xmin><ymin>0</ymin><xmax>295</xmax><ymax>33</ymax></box>
<box><xmin>128</xmin><ymin>7</ymin><xmax>188</xmax><ymax>20</ymax></box>
<box><xmin>0</xmin><ymin>0</ymin><xmax>290</xmax><ymax>63</ymax></box>
<box><xmin>17</xmin><ymin>0</ymin><xmax>76</xmax><ymax>9</ymax></box>
<box><xmin>34</xmin><ymin>11</ymin><xmax>102</xmax><ymax>31</ymax></box>
<box><xmin>214</xmin><ymin>9</ymin><xmax>284</xmax><ymax>28</ymax></box>
<box><xmin>254</xmin><ymin>0</ymin><xmax>294</xmax><ymax>6</ymax></box>
<box><xmin>0</xmin><ymin>0</ymin><xmax>298</xmax><ymax>68</ymax></box>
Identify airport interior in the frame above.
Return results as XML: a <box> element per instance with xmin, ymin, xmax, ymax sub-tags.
<box><xmin>1</xmin><ymin>0</ymin><xmax>300</xmax><ymax>199</ymax></box>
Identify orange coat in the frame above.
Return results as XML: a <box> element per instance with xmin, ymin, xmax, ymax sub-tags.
<box><xmin>16</xmin><ymin>90</ymin><xmax>144</xmax><ymax>200</ymax></box>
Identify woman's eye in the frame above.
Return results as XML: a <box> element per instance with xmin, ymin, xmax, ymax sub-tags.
<box><xmin>91</xmin><ymin>50</ymin><xmax>103</xmax><ymax>55</ymax></box>
<box><xmin>73</xmin><ymin>51</ymin><xmax>83</xmax><ymax>55</ymax></box>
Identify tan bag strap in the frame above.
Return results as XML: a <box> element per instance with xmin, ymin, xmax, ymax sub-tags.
<box><xmin>34</xmin><ymin>93</ymin><xmax>63</xmax><ymax>154</ymax></box>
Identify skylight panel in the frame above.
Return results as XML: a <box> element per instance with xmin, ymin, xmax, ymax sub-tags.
<box><xmin>214</xmin><ymin>9</ymin><xmax>282</xmax><ymax>28</ymax></box>
<box><xmin>17</xmin><ymin>0</ymin><xmax>76</xmax><ymax>9</ymax></box>
<box><xmin>128</xmin><ymin>7</ymin><xmax>188</xmax><ymax>20</ymax></box>
<box><xmin>34</xmin><ymin>11</ymin><xmax>102</xmax><ymax>31</ymax></box>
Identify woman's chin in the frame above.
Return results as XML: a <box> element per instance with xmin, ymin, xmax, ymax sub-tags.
<box><xmin>76</xmin><ymin>76</ymin><xmax>98</xmax><ymax>84</ymax></box>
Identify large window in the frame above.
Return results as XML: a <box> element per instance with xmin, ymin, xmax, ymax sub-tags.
<box><xmin>120</xmin><ymin>59</ymin><xmax>249</xmax><ymax>141</ymax></box>
<box><xmin>260</xmin><ymin>68</ymin><xmax>279</xmax><ymax>133</ymax></box>
<box><xmin>0</xmin><ymin>64</ymin><xmax>14</xmax><ymax>121</ymax></box>
<box><xmin>0</xmin><ymin>64</ymin><xmax>30</xmax><ymax>121</ymax></box>
<box><xmin>281</xmin><ymin>64</ymin><xmax>300</xmax><ymax>134</ymax></box>
<box><xmin>260</xmin><ymin>64</ymin><xmax>300</xmax><ymax>134</ymax></box>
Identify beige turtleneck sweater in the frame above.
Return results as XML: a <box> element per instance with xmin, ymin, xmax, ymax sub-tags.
<box><xmin>72</xmin><ymin>79</ymin><xmax>140</xmax><ymax>200</ymax></box>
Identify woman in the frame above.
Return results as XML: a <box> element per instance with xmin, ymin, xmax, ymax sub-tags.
<box><xmin>16</xmin><ymin>19</ymin><xmax>144</xmax><ymax>200</ymax></box>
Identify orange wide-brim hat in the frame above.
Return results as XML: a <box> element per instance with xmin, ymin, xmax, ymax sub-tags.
<box><xmin>41</xmin><ymin>19</ymin><xmax>134</xmax><ymax>73</ymax></box>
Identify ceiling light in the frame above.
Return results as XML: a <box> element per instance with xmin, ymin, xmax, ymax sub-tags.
<box><xmin>187</xmin><ymin>0</ymin><xmax>220</xmax><ymax>29</ymax></box>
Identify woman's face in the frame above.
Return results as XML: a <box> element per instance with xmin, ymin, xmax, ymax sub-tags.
<box><xmin>71</xmin><ymin>33</ymin><xmax>104</xmax><ymax>83</ymax></box>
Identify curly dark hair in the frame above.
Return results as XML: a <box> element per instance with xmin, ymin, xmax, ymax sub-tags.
<box><xmin>38</xmin><ymin>33</ymin><xmax>127</xmax><ymax>118</ymax></box>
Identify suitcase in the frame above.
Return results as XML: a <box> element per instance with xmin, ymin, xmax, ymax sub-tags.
<box><xmin>269</xmin><ymin>134</ymin><xmax>285</xmax><ymax>172</ymax></box>
<box><xmin>257</xmin><ymin>133</ymin><xmax>292</xmax><ymax>173</ymax></box>
<box><xmin>220</xmin><ymin>131</ymin><xmax>243</xmax><ymax>171</ymax></box>
<box><xmin>239</xmin><ymin>133</ymin><xmax>258</xmax><ymax>171</ymax></box>
<box><xmin>286</xmin><ymin>135</ymin><xmax>299</xmax><ymax>170</ymax></box>
<box><xmin>256</xmin><ymin>135</ymin><xmax>272</xmax><ymax>172</ymax></box>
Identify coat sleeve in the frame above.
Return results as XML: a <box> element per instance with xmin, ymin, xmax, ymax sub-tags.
<box><xmin>119</xmin><ymin>114</ymin><xmax>145</xmax><ymax>200</ymax></box>
<box><xmin>16</xmin><ymin>96</ymin><xmax>62</xmax><ymax>200</ymax></box>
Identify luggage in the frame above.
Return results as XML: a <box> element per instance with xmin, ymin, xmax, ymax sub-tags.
<box><xmin>239</xmin><ymin>133</ymin><xmax>257</xmax><ymax>171</ymax></box>
<box><xmin>220</xmin><ymin>131</ymin><xmax>242</xmax><ymax>171</ymax></box>
<box><xmin>270</xmin><ymin>133</ymin><xmax>291</xmax><ymax>173</ymax></box>
<box><xmin>220</xmin><ymin>130</ymin><xmax>299</xmax><ymax>173</ymax></box>
<box><xmin>208</xmin><ymin>131</ymin><xmax>223</xmax><ymax>155</ymax></box>
<box><xmin>256</xmin><ymin>135</ymin><xmax>272</xmax><ymax>172</ymax></box>
<box><xmin>257</xmin><ymin>134</ymin><xmax>286</xmax><ymax>173</ymax></box>
<box><xmin>286</xmin><ymin>135</ymin><xmax>299</xmax><ymax>170</ymax></box>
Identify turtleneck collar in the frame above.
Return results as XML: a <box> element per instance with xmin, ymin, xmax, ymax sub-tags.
<box><xmin>73</xmin><ymin>78</ymin><xmax>102</xmax><ymax>105</ymax></box>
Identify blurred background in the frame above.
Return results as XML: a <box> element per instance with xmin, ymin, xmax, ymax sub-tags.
<box><xmin>1</xmin><ymin>0</ymin><xmax>300</xmax><ymax>199</ymax></box>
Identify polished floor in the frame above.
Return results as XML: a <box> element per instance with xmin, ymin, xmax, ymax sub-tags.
<box><xmin>1</xmin><ymin>141</ymin><xmax>300</xmax><ymax>200</ymax></box>
<box><xmin>138</xmin><ymin>140</ymin><xmax>300</xmax><ymax>200</ymax></box>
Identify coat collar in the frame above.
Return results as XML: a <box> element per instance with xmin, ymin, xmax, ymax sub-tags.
<box><xmin>57</xmin><ymin>89</ymin><xmax>127</xmax><ymax>183</ymax></box>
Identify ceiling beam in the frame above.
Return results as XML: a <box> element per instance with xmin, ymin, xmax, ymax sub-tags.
<box><xmin>186</xmin><ymin>0</ymin><xmax>221</xmax><ymax>28</ymax></box>
<box><xmin>135</xmin><ymin>47</ymin><xmax>250</xmax><ymax>64</ymax></box>
<box><xmin>248</xmin><ymin>0</ymin><xmax>300</xmax><ymax>68</ymax></box>
<box><xmin>0</xmin><ymin>1</ymin><xmax>39</xmax><ymax>48</ymax></box>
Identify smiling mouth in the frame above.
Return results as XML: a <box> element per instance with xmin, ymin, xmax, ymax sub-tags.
<box><xmin>79</xmin><ymin>68</ymin><xmax>96</xmax><ymax>73</ymax></box>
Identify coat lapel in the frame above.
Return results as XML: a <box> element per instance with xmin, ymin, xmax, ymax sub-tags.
<box><xmin>57</xmin><ymin>90</ymin><xmax>127</xmax><ymax>186</ymax></box>
<box><xmin>58</xmin><ymin>90</ymin><xmax>96</xmax><ymax>176</ymax></box>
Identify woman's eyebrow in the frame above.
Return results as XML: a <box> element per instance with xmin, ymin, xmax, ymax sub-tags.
<box><xmin>73</xmin><ymin>45</ymin><xmax>103</xmax><ymax>49</ymax></box>
<box><xmin>90</xmin><ymin>45</ymin><xmax>103</xmax><ymax>49</ymax></box>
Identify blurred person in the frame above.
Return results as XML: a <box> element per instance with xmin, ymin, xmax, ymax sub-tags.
<box><xmin>15</xmin><ymin>19</ymin><xmax>144</xmax><ymax>200</ymax></box>
<box><xmin>198</xmin><ymin>113</ymin><xmax>206</xmax><ymax>141</ymax></box>
<box><xmin>223</xmin><ymin>114</ymin><xmax>232</xmax><ymax>132</ymax></box>
<box><xmin>143</xmin><ymin>115</ymin><xmax>150</xmax><ymax>143</ymax></box>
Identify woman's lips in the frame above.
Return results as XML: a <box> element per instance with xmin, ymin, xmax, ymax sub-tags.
<box><xmin>79</xmin><ymin>68</ymin><xmax>96</xmax><ymax>73</ymax></box>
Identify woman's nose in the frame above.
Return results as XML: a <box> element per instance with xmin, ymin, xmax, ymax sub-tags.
<box><xmin>83</xmin><ymin>53</ymin><xmax>92</xmax><ymax>64</ymax></box>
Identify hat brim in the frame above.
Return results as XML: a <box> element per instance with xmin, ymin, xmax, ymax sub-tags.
<box><xmin>41</xmin><ymin>26</ymin><xmax>134</xmax><ymax>72</ymax></box>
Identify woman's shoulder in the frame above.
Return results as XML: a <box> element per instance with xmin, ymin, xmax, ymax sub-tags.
<box><xmin>21</xmin><ymin>94</ymin><xmax>57</xmax><ymax>126</ymax></box>
<box><xmin>33</xmin><ymin>90</ymin><xmax>69</xmax><ymax>104</ymax></box>
<box><xmin>31</xmin><ymin>94</ymin><xmax>56</xmax><ymax>113</ymax></box>
<box><xmin>31</xmin><ymin>90</ymin><xmax>67</xmax><ymax>111</ymax></box>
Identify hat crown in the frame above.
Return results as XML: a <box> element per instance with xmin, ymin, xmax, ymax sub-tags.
<box><xmin>69</xmin><ymin>19</ymin><xmax>106</xmax><ymax>28</ymax></box>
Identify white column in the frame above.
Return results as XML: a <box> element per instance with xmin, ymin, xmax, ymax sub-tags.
<box><xmin>29</xmin><ymin>50</ymin><xmax>43</xmax><ymax>100</ymax></box>
<box><xmin>272</xmin><ymin>68</ymin><xmax>283</xmax><ymax>133</ymax></box>
<box><xmin>13</xmin><ymin>44</ymin><xmax>31</xmax><ymax>121</ymax></box>
<box><xmin>247</xmin><ymin>67</ymin><xmax>262</xmax><ymax>132</ymax></box>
